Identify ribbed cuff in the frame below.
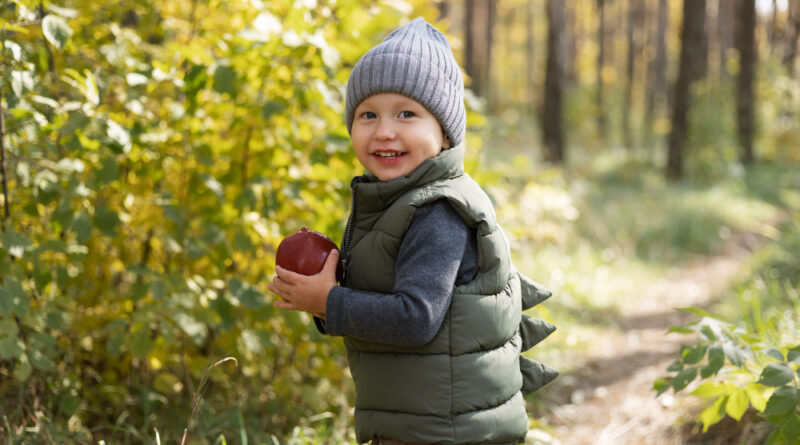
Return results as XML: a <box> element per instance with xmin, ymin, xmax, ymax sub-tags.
<box><xmin>322</xmin><ymin>285</ymin><xmax>348</xmax><ymax>337</ymax></box>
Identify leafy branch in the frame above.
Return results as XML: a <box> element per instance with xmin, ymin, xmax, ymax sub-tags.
<box><xmin>656</xmin><ymin>307</ymin><xmax>800</xmax><ymax>443</ymax></box>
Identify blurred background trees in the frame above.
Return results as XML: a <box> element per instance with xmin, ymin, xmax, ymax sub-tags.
<box><xmin>1</xmin><ymin>0</ymin><xmax>798</xmax><ymax>443</ymax></box>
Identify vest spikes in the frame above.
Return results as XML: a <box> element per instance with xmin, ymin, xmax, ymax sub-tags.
<box><xmin>520</xmin><ymin>356</ymin><xmax>560</xmax><ymax>395</ymax></box>
<box><xmin>519</xmin><ymin>272</ymin><xmax>553</xmax><ymax>310</ymax></box>
<box><xmin>520</xmin><ymin>314</ymin><xmax>557</xmax><ymax>352</ymax></box>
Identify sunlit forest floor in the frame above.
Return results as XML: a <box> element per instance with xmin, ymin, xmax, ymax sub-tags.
<box><xmin>533</xmin><ymin>223</ymin><xmax>768</xmax><ymax>444</ymax></box>
<box><xmin>478</xmin><ymin>129</ymin><xmax>799</xmax><ymax>444</ymax></box>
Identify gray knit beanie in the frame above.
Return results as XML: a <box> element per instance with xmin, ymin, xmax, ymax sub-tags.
<box><xmin>345</xmin><ymin>17</ymin><xmax>466</xmax><ymax>148</ymax></box>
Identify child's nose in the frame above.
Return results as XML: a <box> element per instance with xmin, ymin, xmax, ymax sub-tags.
<box><xmin>375</xmin><ymin>119</ymin><xmax>396</xmax><ymax>140</ymax></box>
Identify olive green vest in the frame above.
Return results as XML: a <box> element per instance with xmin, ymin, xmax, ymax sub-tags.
<box><xmin>341</xmin><ymin>146</ymin><xmax>557</xmax><ymax>444</ymax></box>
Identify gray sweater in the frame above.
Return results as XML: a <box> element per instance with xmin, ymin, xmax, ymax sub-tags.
<box><xmin>315</xmin><ymin>200</ymin><xmax>477</xmax><ymax>346</ymax></box>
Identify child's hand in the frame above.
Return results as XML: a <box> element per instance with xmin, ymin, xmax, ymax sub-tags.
<box><xmin>268</xmin><ymin>249</ymin><xmax>339</xmax><ymax>317</ymax></box>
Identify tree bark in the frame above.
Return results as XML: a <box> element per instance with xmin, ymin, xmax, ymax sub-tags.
<box><xmin>464</xmin><ymin>0</ymin><xmax>478</xmax><ymax>95</ymax></box>
<box><xmin>437</xmin><ymin>0</ymin><xmax>450</xmax><ymax>21</ymax></box>
<box><xmin>696</xmin><ymin>2</ymin><xmax>710</xmax><ymax>81</ymax></box>
<box><xmin>718</xmin><ymin>0</ymin><xmax>736</xmax><ymax>79</ymax></box>
<box><xmin>463</xmin><ymin>0</ymin><xmax>494</xmax><ymax>99</ymax></box>
<box><xmin>526</xmin><ymin>0</ymin><xmax>537</xmax><ymax>109</ymax></box>
<box><xmin>486</xmin><ymin>0</ymin><xmax>496</xmax><ymax>105</ymax></box>
<box><xmin>646</xmin><ymin>0</ymin><xmax>669</xmax><ymax>136</ymax></box>
<box><xmin>735</xmin><ymin>0</ymin><xmax>756</xmax><ymax>164</ymax></box>
<box><xmin>666</xmin><ymin>0</ymin><xmax>707</xmax><ymax>180</ymax></box>
<box><xmin>784</xmin><ymin>0</ymin><xmax>800</xmax><ymax>75</ymax></box>
<box><xmin>770</xmin><ymin>0</ymin><xmax>779</xmax><ymax>55</ymax></box>
<box><xmin>623</xmin><ymin>0</ymin><xmax>643</xmax><ymax>149</ymax></box>
<box><xmin>564</xmin><ymin>2</ymin><xmax>578</xmax><ymax>84</ymax></box>
<box><xmin>596</xmin><ymin>0</ymin><xmax>607</xmax><ymax>140</ymax></box>
<box><xmin>542</xmin><ymin>0</ymin><xmax>566</xmax><ymax>163</ymax></box>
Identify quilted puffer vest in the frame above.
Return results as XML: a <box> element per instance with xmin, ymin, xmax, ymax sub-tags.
<box><xmin>340</xmin><ymin>146</ymin><xmax>557</xmax><ymax>444</ymax></box>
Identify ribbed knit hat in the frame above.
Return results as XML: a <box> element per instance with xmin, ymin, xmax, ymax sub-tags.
<box><xmin>345</xmin><ymin>17</ymin><xmax>466</xmax><ymax>148</ymax></box>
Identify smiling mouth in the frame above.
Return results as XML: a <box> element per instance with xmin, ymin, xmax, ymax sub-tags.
<box><xmin>372</xmin><ymin>151</ymin><xmax>407</xmax><ymax>160</ymax></box>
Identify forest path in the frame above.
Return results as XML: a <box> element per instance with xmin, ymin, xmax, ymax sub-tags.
<box><xmin>539</xmin><ymin>231</ymin><xmax>766</xmax><ymax>445</ymax></box>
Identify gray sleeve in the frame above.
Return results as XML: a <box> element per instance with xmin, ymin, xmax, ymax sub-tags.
<box><xmin>320</xmin><ymin>200</ymin><xmax>475</xmax><ymax>347</ymax></box>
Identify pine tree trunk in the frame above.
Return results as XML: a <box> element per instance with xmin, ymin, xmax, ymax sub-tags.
<box><xmin>770</xmin><ymin>0</ymin><xmax>779</xmax><ymax>56</ymax></box>
<box><xmin>646</xmin><ymin>0</ymin><xmax>668</xmax><ymax>136</ymax></box>
<box><xmin>437</xmin><ymin>0</ymin><xmax>450</xmax><ymax>21</ymax></box>
<box><xmin>543</xmin><ymin>0</ymin><xmax>566</xmax><ymax>163</ymax></box>
<box><xmin>784</xmin><ymin>0</ymin><xmax>800</xmax><ymax>75</ymax></box>
<box><xmin>718</xmin><ymin>0</ymin><xmax>736</xmax><ymax>79</ymax></box>
<box><xmin>526</xmin><ymin>0</ymin><xmax>537</xmax><ymax>110</ymax></box>
<box><xmin>696</xmin><ymin>2</ymin><xmax>709</xmax><ymax>81</ymax></box>
<box><xmin>596</xmin><ymin>0</ymin><xmax>607</xmax><ymax>140</ymax></box>
<box><xmin>485</xmin><ymin>0</ymin><xmax>496</xmax><ymax>105</ymax></box>
<box><xmin>623</xmin><ymin>0</ymin><xmax>642</xmax><ymax>149</ymax></box>
<box><xmin>463</xmin><ymin>0</ymin><xmax>494</xmax><ymax>99</ymax></box>
<box><xmin>735</xmin><ymin>0</ymin><xmax>756</xmax><ymax>164</ymax></box>
<box><xmin>666</xmin><ymin>0</ymin><xmax>707</xmax><ymax>180</ymax></box>
<box><xmin>565</xmin><ymin>2</ymin><xmax>578</xmax><ymax>84</ymax></box>
<box><xmin>464</xmin><ymin>0</ymin><xmax>479</xmax><ymax>96</ymax></box>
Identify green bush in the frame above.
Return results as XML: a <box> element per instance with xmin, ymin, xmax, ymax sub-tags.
<box><xmin>656</xmin><ymin>200</ymin><xmax>800</xmax><ymax>444</ymax></box>
<box><xmin>0</xmin><ymin>0</ymin><xmax>441</xmax><ymax>442</ymax></box>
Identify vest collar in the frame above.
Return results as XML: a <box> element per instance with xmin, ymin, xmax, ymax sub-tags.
<box><xmin>351</xmin><ymin>145</ymin><xmax>465</xmax><ymax>212</ymax></box>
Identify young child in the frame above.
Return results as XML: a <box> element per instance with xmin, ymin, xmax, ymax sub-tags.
<box><xmin>269</xmin><ymin>17</ymin><xmax>557</xmax><ymax>445</ymax></box>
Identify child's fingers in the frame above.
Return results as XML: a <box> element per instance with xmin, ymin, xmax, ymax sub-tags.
<box><xmin>319</xmin><ymin>249</ymin><xmax>339</xmax><ymax>275</ymax></box>
<box><xmin>267</xmin><ymin>283</ymin><xmax>282</xmax><ymax>296</ymax></box>
<box><xmin>268</xmin><ymin>279</ymin><xmax>294</xmax><ymax>300</ymax></box>
<box><xmin>274</xmin><ymin>265</ymin><xmax>308</xmax><ymax>285</ymax></box>
<box><xmin>273</xmin><ymin>299</ymin><xmax>298</xmax><ymax>310</ymax></box>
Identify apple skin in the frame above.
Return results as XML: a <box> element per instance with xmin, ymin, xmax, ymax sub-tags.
<box><xmin>276</xmin><ymin>227</ymin><xmax>344</xmax><ymax>281</ymax></box>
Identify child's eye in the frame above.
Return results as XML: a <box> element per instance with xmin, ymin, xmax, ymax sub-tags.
<box><xmin>360</xmin><ymin>111</ymin><xmax>377</xmax><ymax>119</ymax></box>
<box><xmin>399</xmin><ymin>111</ymin><xmax>415</xmax><ymax>118</ymax></box>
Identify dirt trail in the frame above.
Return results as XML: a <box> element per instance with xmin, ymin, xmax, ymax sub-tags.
<box><xmin>540</xmin><ymin>233</ymin><xmax>765</xmax><ymax>445</ymax></box>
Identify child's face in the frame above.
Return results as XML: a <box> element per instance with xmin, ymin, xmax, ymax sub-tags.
<box><xmin>351</xmin><ymin>93</ymin><xmax>449</xmax><ymax>182</ymax></box>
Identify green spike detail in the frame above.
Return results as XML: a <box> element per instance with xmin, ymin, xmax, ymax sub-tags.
<box><xmin>520</xmin><ymin>315</ymin><xmax>557</xmax><ymax>352</ymax></box>
<box><xmin>519</xmin><ymin>272</ymin><xmax>552</xmax><ymax>310</ymax></box>
<box><xmin>520</xmin><ymin>356</ymin><xmax>559</xmax><ymax>394</ymax></box>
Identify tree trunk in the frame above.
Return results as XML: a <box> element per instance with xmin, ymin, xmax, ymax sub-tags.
<box><xmin>565</xmin><ymin>2</ymin><xmax>578</xmax><ymax>84</ymax></box>
<box><xmin>486</xmin><ymin>0</ymin><xmax>496</xmax><ymax>105</ymax></box>
<box><xmin>526</xmin><ymin>0</ymin><xmax>537</xmax><ymax>110</ymax></box>
<box><xmin>646</xmin><ymin>0</ymin><xmax>668</xmax><ymax>135</ymax></box>
<box><xmin>735</xmin><ymin>0</ymin><xmax>756</xmax><ymax>164</ymax></box>
<box><xmin>543</xmin><ymin>0</ymin><xmax>566</xmax><ymax>163</ymax></box>
<box><xmin>464</xmin><ymin>0</ymin><xmax>479</xmax><ymax>96</ymax></box>
<box><xmin>623</xmin><ymin>0</ymin><xmax>642</xmax><ymax>149</ymax></box>
<box><xmin>666</xmin><ymin>0</ymin><xmax>707</xmax><ymax>180</ymax></box>
<box><xmin>437</xmin><ymin>0</ymin><xmax>450</xmax><ymax>21</ymax></box>
<box><xmin>770</xmin><ymin>0</ymin><xmax>779</xmax><ymax>56</ymax></box>
<box><xmin>500</xmin><ymin>2</ymin><xmax>515</xmax><ymax>110</ymax></box>
<box><xmin>696</xmin><ymin>2</ymin><xmax>710</xmax><ymax>81</ymax></box>
<box><xmin>785</xmin><ymin>0</ymin><xmax>800</xmax><ymax>75</ymax></box>
<box><xmin>718</xmin><ymin>0</ymin><xmax>736</xmax><ymax>79</ymax></box>
<box><xmin>463</xmin><ymin>0</ymin><xmax>494</xmax><ymax>99</ymax></box>
<box><xmin>596</xmin><ymin>0</ymin><xmax>607</xmax><ymax>140</ymax></box>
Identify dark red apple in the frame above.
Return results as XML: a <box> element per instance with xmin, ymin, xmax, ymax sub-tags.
<box><xmin>276</xmin><ymin>227</ymin><xmax>343</xmax><ymax>281</ymax></box>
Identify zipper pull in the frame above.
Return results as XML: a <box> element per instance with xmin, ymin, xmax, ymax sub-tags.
<box><xmin>339</xmin><ymin>256</ymin><xmax>348</xmax><ymax>284</ymax></box>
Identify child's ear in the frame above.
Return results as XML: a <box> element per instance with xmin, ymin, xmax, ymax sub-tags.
<box><xmin>442</xmin><ymin>128</ymin><xmax>451</xmax><ymax>150</ymax></box>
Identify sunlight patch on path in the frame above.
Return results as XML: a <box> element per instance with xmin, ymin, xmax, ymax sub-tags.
<box><xmin>538</xmin><ymin>251</ymin><xmax>750</xmax><ymax>445</ymax></box>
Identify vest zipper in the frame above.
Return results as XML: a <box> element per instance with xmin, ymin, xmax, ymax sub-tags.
<box><xmin>339</xmin><ymin>181</ymin><xmax>358</xmax><ymax>284</ymax></box>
